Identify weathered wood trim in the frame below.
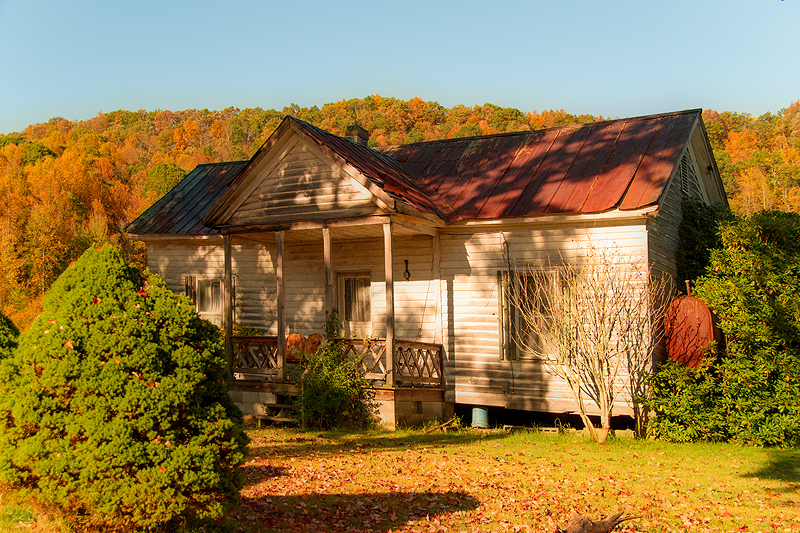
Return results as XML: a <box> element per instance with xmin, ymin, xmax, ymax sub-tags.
<box><xmin>384</xmin><ymin>221</ymin><xmax>395</xmax><ymax>387</ymax></box>
<box><xmin>218</xmin><ymin>214</ymin><xmax>392</xmax><ymax>235</ymax></box>
<box><xmin>128</xmin><ymin>233</ymin><xmax>224</xmax><ymax>243</ymax></box>
<box><xmin>223</xmin><ymin>235</ymin><xmax>233</xmax><ymax>377</ymax></box>
<box><xmin>394</xmin><ymin>215</ymin><xmax>441</xmax><ymax>237</ymax></box>
<box><xmin>276</xmin><ymin>231</ymin><xmax>286</xmax><ymax>379</ymax></box>
<box><xmin>323</xmin><ymin>227</ymin><xmax>333</xmax><ymax>314</ymax></box>
<box><xmin>440</xmin><ymin>207</ymin><xmax>656</xmax><ymax>232</ymax></box>
<box><xmin>393</xmin><ymin>201</ymin><xmax>447</xmax><ymax>226</ymax></box>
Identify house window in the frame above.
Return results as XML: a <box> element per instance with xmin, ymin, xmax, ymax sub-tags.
<box><xmin>498</xmin><ymin>270</ymin><xmax>560</xmax><ymax>361</ymax></box>
<box><xmin>185</xmin><ymin>276</ymin><xmax>223</xmax><ymax>328</ymax></box>
<box><xmin>338</xmin><ymin>272</ymin><xmax>371</xmax><ymax>336</ymax></box>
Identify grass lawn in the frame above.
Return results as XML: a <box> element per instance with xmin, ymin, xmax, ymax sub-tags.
<box><xmin>231</xmin><ymin>426</ymin><xmax>799</xmax><ymax>533</ymax></box>
<box><xmin>1</xmin><ymin>426</ymin><xmax>798</xmax><ymax>532</ymax></box>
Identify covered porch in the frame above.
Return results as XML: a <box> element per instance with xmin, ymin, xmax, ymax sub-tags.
<box><xmin>218</xmin><ymin>215</ymin><xmax>450</xmax><ymax>429</ymax></box>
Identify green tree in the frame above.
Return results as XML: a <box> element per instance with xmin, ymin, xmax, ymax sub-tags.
<box><xmin>145</xmin><ymin>162</ymin><xmax>187</xmax><ymax>197</ymax></box>
<box><xmin>676</xmin><ymin>198</ymin><xmax>733</xmax><ymax>287</ymax></box>
<box><xmin>0</xmin><ymin>246</ymin><xmax>247</xmax><ymax>529</ymax></box>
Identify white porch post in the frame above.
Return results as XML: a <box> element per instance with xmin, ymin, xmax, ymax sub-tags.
<box><xmin>223</xmin><ymin>235</ymin><xmax>233</xmax><ymax>377</ymax></box>
<box><xmin>276</xmin><ymin>231</ymin><xmax>286</xmax><ymax>379</ymax></box>
<box><xmin>433</xmin><ymin>233</ymin><xmax>443</xmax><ymax>345</ymax></box>
<box><xmin>323</xmin><ymin>227</ymin><xmax>334</xmax><ymax>316</ymax></box>
<box><xmin>383</xmin><ymin>221</ymin><xmax>395</xmax><ymax>387</ymax></box>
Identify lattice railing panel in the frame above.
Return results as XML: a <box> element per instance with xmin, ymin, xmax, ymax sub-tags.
<box><xmin>343</xmin><ymin>339</ymin><xmax>388</xmax><ymax>382</ymax></box>
<box><xmin>231</xmin><ymin>335</ymin><xmax>443</xmax><ymax>387</ymax></box>
<box><xmin>395</xmin><ymin>341</ymin><xmax>443</xmax><ymax>387</ymax></box>
<box><xmin>232</xmin><ymin>336</ymin><xmax>279</xmax><ymax>375</ymax></box>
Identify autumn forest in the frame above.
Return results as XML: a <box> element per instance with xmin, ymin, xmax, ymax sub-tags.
<box><xmin>1</xmin><ymin>95</ymin><xmax>799</xmax><ymax>329</ymax></box>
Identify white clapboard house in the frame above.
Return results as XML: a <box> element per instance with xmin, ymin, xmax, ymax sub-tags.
<box><xmin>127</xmin><ymin>110</ymin><xmax>727</xmax><ymax>428</ymax></box>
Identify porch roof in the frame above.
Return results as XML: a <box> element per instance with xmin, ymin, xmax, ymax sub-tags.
<box><xmin>126</xmin><ymin>161</ymin><xmax>247</xmax><ymax>235</ymax></box>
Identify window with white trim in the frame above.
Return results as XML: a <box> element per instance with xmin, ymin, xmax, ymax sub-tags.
<box><xmin>185</xmin><ymin>276</ymin><xmax>223</xmax><ymax>328</ymax></box>
<box><xmin>338</xmin><ymin>272</ymin><xmax>371</xmax><ymax>337</ymax></box>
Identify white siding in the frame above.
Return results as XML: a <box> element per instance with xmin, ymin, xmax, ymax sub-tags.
<box><xmin>280</xmin><ymin>235</ymin><xmax>440</xmax><ymax>341</ymax></box>
<box><xmin>228</xmin><ymin>142</ymin><xmax>381</xmax><ymax>226</ymax></box>
<box><xmin>146</xmin><ymin>241</ymin><xmax>225</xmax><ymax>294</ymax></box>
<box><xmin>439</xmin><ymin>221</ymin><xmax>648</xmax><ymax>415</ymax></box>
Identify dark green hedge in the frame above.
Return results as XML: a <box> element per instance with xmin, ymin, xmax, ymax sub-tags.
<box><xmin>648</xmin><ymin>211</ymin><xmax>800</xmax><ymax>447</ymax></box>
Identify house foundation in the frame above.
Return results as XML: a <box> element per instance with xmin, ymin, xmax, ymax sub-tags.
<box><xmin>229</xmin><ymin>380</ymin><xmax>450</xmax><ymax>430</ymax></box>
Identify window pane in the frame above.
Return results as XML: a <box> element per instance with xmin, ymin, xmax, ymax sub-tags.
<box><xmin>197</xmin><ymin>280</ymin><xmax>221</xmax><ymax>314</ymax></box>
<box><xmin>343</xmin><ymin>276</ymin><xmax>370</xmax><ymax>323</ymax></box>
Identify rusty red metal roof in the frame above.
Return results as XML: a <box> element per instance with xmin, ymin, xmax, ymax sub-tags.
<box><xmin>129</xmin><ymin>110</ymin><xmax>702</xmax><ymax>235</ymax></box>
<box><xmin>127</xmin><ymin>161</ymin><xmax>247</xmax><ymax>235</ymax></box>
<box><xmin>379</xmin><ymin>109</ymin><xmax>700</xmax><ymax>221</ymax></box>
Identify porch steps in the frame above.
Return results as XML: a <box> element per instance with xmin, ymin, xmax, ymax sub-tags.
<box><xmin>255</xmin><ymin>400</ymin><xmax>300</xmax><ymax>428</ymax></box>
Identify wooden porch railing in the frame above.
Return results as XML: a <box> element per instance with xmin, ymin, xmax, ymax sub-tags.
<box><xmin>232</xmin><ymin>336</ymin><xmax>279</xmax><ymax>375</ymax></box>
<box><xmin>394</xmin><ymin>340</ymin><xmax>444</xmax><ymax>387</ymax></box>
<box><xmin>231</xmin><ymin>336</ymin><xmax>443</xmax><ymax>387</ymax></box>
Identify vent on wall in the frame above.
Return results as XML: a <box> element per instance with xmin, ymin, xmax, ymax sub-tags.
<box><xmin>678</xmin><ymin>152</ymin><xmax>699</xmax><ymax>197</ymax></box>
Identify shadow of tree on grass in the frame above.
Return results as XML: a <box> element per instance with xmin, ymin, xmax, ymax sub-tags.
<box><xmin>230</xmin><ymin>490</ymin><xmax>480</xmax><ymax>532</ymax></box>
<box><xmin>745</xmin><ymin>449</ymin><xmax>800</xmax><ymax>492</ymax></box>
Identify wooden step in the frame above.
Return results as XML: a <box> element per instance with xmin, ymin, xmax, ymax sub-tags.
<box><xmin>255</xmin><ymin>415</ymin><xmax>299</xmax><ymax>427</ymax></box>
<box><xmin>263</xmin><ymin>403</ymin><xmax>296</xmax><ymax>410</ymax></box>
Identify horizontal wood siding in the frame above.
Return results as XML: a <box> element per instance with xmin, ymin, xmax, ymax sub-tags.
<box><xmin>146</xmin><ymin>241</ymin><xmax>224</xmax><ymax>294</ymax></box>
<box><xmin>280</xmin><ymin>235</ymin><xmax>439</xmax><ymax>341</ymax></box>
<box><xmin>440</xmin><ymin>221</ymin><xmax>647</xmax><ymax>416</ymax></box>
<box><xmin>231</xmin><ymin>240</ymin><xmax>278</xmax><ymax>334</ymax></box>
<box><xmin>146</xmin><ymin>240</ymin><xmax>278</xmax><ymax>334</ymax></box>
<box><xmin>228</xmin><ymin>142</ymin><xmax>380</xmax><ymax>226</ymax></box>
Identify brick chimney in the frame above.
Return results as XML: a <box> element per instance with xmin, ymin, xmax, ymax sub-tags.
<box><xmin>346</xmin><ymin>124</ymin><xmax>370</xmax><ymax>146</ymax></box>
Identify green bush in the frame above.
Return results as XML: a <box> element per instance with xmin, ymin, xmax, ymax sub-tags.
<box><xmin>294</xmin><ymin>314</ymin><xmax>376</xmax><ymax>430</ymax></box>
<box><xmin>648</xmin><ymin>211</ymin><xmax>800</xmax><ymax>446</ymax></box>
<box><xmin>0</xmin><ymin>312</ymin><xmax>18</xmax><ymax>356</ymax></box>
<box><xmin>676</xmin><ymin>198</ymin><xmax>733</xmax><ymax>287</ymax></box>
<box><xmin>0</xmin><ymin>245</ymin><xmax>247</xmax><ymax>530</ymax></box>
<box><xmin>645</xmin><ymin>357</ymin><xmax>729</xmax><ymax>443</ymax></box>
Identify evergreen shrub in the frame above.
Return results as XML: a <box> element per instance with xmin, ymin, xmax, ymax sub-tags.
<box><xmin>0</xmin><ymin>246</ymin><xmax>247</xmax><ymax>530</ymax></box>
<box><xmin>0</xmin><ymin>312</ymin><xmax>18</xmax><ymax>355</ymax></box>
<box><xmin>648</xmin><ymin>211</ymin><xmax>800</xmax><ymax>446</ymax></box>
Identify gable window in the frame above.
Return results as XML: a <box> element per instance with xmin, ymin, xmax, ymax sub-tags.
<box><xmin>338</xmin><ymin>272</ymin><xmax>371</xmax><ymax>336</ymax></box>
<box><xmin>498</xmin><ymin>270</ymin><xmax>561</xmax><ymax>361</ymax></box>
<box><xmin>185</xmin><ymin>276</ymin><xmax>223</xmax><ymax>328</ymax></box>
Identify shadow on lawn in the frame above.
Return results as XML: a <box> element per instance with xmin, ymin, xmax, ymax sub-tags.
<box><xmin>230</xmin><ymin>490</ymin><xmax>480</xmax><ymax>533</ymax></box>
<box><xmin>746</xmin><ymin>449</ymin><xmax>800</xmax><ymax>491</ymax></box>
<box><xmin>246</xmin><ymin>428</ymin><xmax>509</xmax><ymax>460</ymax></box>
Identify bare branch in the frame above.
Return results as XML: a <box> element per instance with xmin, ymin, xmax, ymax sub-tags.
<box><xmin>507</xmin><ymin>245</ymin><xmax>673</xmax><ymax>442</ymax></box>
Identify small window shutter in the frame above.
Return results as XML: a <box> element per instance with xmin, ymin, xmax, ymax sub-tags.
<box><xmin>497</xmin><ymin>271</ymin><xmax>517</xmax><ymax>361</ymax></box>
<box><xmin>185</xmin><ymin>276</ymin><xmax>196</xmax><ymax>303</ymax></box>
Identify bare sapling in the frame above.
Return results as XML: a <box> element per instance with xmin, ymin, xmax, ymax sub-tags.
<box><xmin>507</xmin><ymin>245</ymin><xmax>672</xmax><ymax>443</ymax></box>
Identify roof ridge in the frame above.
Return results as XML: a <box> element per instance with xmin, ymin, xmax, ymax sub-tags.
<box><xmin>375</xmin><ymin>109</ymin><xmax>702</xmax><ymax>150</ymax></box>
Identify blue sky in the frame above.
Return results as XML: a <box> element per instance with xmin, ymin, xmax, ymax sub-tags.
<box><xmin>0</xmin><ymin>0</ymin><xmax>798</xmax><ymax>134</ymax></box>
